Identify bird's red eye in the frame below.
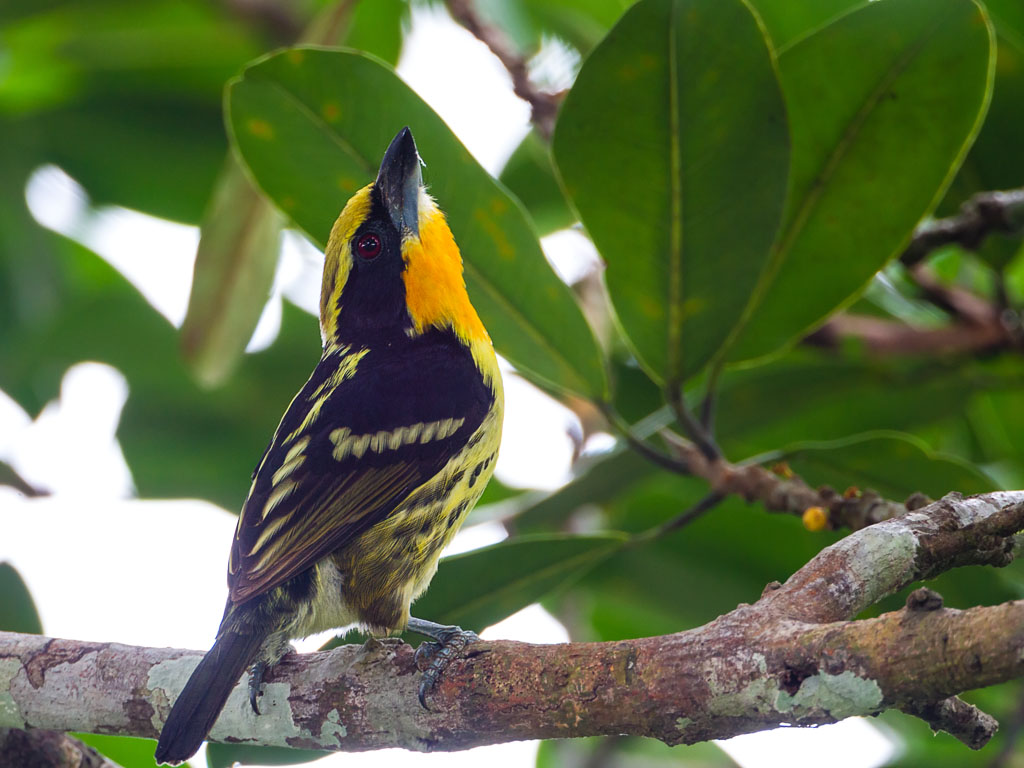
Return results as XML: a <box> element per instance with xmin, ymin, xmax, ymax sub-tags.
<box><xmin>355</xmin><ymin>234</ymin><xmax>382</xmax><ymax>260</ymax></box>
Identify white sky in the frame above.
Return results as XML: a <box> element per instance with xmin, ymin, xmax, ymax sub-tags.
<box><xmin>0</xmin><ymin>5</ymin><xmax>896</xmax><ymax>768</ymax></box>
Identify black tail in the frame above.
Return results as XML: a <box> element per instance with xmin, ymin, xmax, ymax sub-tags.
<box><xmin>154</xmin><ymin>630</ymin><xmax>264</xmax><ymax>765</ymax></box>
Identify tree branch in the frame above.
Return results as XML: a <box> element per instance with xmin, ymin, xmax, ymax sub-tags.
<box><xmin>445</xmin><ymin>0</ymin><xmax>561</xmax><ymax>139</ymax></box>
<box><xmin>659</xmin><ymin>430</ymin><xmax>910</xmax><ymax>531</ymax></box>
<box><xmin>901</xmin><ymin>187</ymin><xmax>1024</xmax><ymax>267</ymax></box>
<box><xmin>2</xmin><ymin>492</ymin><xmax>1022</xmax><ymax>754</ymax></box>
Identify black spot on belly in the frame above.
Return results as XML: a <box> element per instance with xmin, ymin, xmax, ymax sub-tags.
<box><xmin>447</xmin><ymin>501</ymin><xmax>469</xmax><ymax>528</ymax></box>
<box><xmin>468</xmin><ymin>462</ymin><xmax>484</xmax><ymax>488</ymax></box>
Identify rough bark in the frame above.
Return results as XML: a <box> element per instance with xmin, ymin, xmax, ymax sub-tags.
<box><xmin>1</xmin><ymin>492</ymin><xmax>1022</xmax><ymax>755</ymax></box>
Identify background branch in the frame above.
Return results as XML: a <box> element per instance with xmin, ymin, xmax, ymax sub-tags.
<box><xmin>901</xmin><ymin>187</ymin><xmax>1024</xmax><ymax>267</ymax></box>
<box><xmin>2</xmin><ymin>492</ymin><xmax>1022</xmax><ymax>754</ymax></box>
<box><xmin>445</xmin><ymin>0</ymin><xmax>561</xmax><ymax>138</ymax></box>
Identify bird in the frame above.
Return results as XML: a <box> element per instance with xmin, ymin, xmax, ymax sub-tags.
<box><xmin>154</xmin><ymin>127</ymin><xmax>504</xmax><ymax>765</ymax></box>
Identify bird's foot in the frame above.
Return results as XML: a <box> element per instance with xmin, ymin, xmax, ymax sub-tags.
<box><xmin>248</xmin><ymin>660</ymin><xmax>268</xmax><ymax>715</ymax></box>
<box><xmin>407</xmin><ymin>617</ymin><xmax>479</xmax><ymax>710</ymax></box>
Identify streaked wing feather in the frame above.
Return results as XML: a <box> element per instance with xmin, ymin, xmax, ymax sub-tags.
<box><xmin>230</xmin><ymin>462</ymin><xmax>423</xmax><ymax>603</ymax></box>
<box><xmin>227</xmin><ymin>331</ymin><xmax>494</xmax><ymax>605</ymax></box>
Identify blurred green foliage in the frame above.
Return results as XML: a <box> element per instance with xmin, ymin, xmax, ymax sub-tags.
<box><xmin>2</xmin><ymin>0</ymin><xmax>1023</xmax><ymax>766</ymax></box>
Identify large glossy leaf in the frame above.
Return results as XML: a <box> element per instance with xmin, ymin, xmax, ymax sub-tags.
<box><xmin>0</xmin><ymin>562</ymin><xmax>43</xmax><ymax>634</ymax></box>
<box><xmin>227</xmin><ymin>47</ymin><xmax>606</xmax><ymax>398</ymax></box>
<box><xmin>554</xmin><ymin>0</ymin><xmax>789</xmax><ymax>386</ymax></box>
<box><xmin>728</xmin><ymin>0</ymin><xmax>996</xmax><ymax>362</ymax></box>
<box><xmin>412</xmin><ymin>533</ymin><xmax>627</xmax><ymax>632</ymax></box>
<box><xmin>746</xmin><ymin>0</ymin><xmax>864</xmax><ymax>52</ymax></box>
<box><xmin>783</xmin><ymin>431</ymin><xmax>997</xmax><ymax>499</ymax></box>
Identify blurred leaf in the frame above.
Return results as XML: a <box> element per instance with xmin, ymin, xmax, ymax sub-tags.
<box><xmin>538</xmin><ymin>735</ymin><xmax>735</xmax><ymax>767</ymax></box>
<box><xmin>554</xmin><ymin>0</ymin><xmax>789</xmax><ymax>385</ymax></box>
<box><xmin>783</xmin><ymin>431</ymin><xmax>997</xmax><ymax>499</ymax></box>
<box><xmin>728</xmin><ymin>0</ymin><xmax>995</xmax><ymax>363</ymax></box>
<box><xmin>38</xmin><ymin>98</ymin><xmax>227</xmax><ymax>224</ymax></box>
<box><xmin>714</xmin><ymin>352</ymin><xmax>980</xmax><ymax>460</ymax></box>
<box><xmin>206</xmin><ymin>743</ymin><xmax>326</xmax><ymax>768</ymax></box>
<box><xmin>515</xmin><ymin>448</ymin><xmax>662</xmax><ymax>532</ymax></box>
<box><xmin>521</xmin><ymin>0</ymin><xmax>636</xmax><ymax>55</ymax></box>
<box><xmin>499</xmin><ymin>130</ymin><xmax>576</xmax><ymax>236</ymax></box>
<box><xmin>549</xmin><ymin>487</ymin><xmax>842</xmax><ymax>640</ymax></box>
<box><xmin>180</xmin><ymin>0</ymin><xmax>409</xmax><ymax>387</ymax></box>
<box><xmin>0</xmin><ymin>231</ymin><xmax>320</xmax><ymax>509</ymax></box>
<box><xmin>746</xmin><ymin>0</ymin><xmax>863</xmax><ymax>52</ymax></box>
<box><xmin>0</xmin><ymin>461</ymin><xmax>44</xmax><ymax>497</ymax></box>
<box><xmin>343</xmin><ymin>0</ymin><xmax>407</xmax><ymax>64</ymax></box>
<box><xmin>937</xmin><ymin>0</ymin><xmax>1024</xmax><ymax>261</ymax></box>
<box><xmin>180</xmin><ymin>155</ymin><xmax>284</xmax><ymax>387</ymax></box>
<box><xmin>227</xmin><ymin>47</ymin><xmax>607</xmax><ymax>398</ymax></box>
<box><xmin>0</xmin><ymin>562</ymin><xmax>43</xmax><ymax>634</ymax></box>
<box><xmin>411</xmin><ymin>533</ymin><xmax>628</xmax><ymax>632</ymax></box>
<box><xmin>0</xmin><ymin>0</ymin><xmax>261</xmax><ymax>115</ymax></box>
<box><xmin>74</xmin><ymin>733</ymin><xmax>168</xmax><ymax>768</ymax></box>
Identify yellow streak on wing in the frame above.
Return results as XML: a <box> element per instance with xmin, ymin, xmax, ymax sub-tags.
<box><xmin>284</xmin><ymin>436</ymin><xmax>309</xmax><ymax>464</ymax></box>
<box><xmin>248</xmin><ymin>513</ymin><xmax>290</xmax><ymax>556</ymax></box>
<box><xmin>321</xmin><ymin>184</ymin><xmax>373</xmax><ymax>347</ymax></box>
<box><xmin>329</xmin><ymin>418</ymin><xmax>466</xmax><ymax>462</ymax></box>
<box><xmin>272</xmin><ymin>453</ymin><xmax>305</xmax><ymax>487</ymax></box>
<box><xmin>262</xmin><ymin>480</ymin><xmax>297</xmax><ymax>520</ymax></box>
<box><xmin>283</xmin><ymin>393</ymin><xmax>329</xmax><ymax>445</ymax></box>
<box><xmin>310</xmin><ymin>346</ymin><xmax>369</xmax><ymax>400</ymax></box>
<box><xmin>248</xmin><ymin>465</ymin><xmax>410</xmax><ymax>576</ymax></box>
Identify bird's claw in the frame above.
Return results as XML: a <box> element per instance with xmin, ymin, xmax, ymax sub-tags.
<box><xmin>248</xmin><ymin>660</ymin><xmax>268</xmax><ymax>715</ymax></box>
<box><xmin>413</xmin><ymin>626</ymin><xmax>479</xmax><ymax>710</ymax></box>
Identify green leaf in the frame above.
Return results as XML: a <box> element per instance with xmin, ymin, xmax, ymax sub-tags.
<box><xmin>713</xmin><ymin>351</ymin><xmax>980</xmax><ymax>460</ymax></box>
<box><xmin>937</xmin><ymin>0</ymin><xmax>1024</xmax><ymax>269</ymax></box>
<box><xmin>520</xmin><ymin>0</ymin><xmax>636</xmax><ymax>55</ymax></box>
<box><xmin>411</xmin><ymin>533</ymin><xmax>628</xmax><ymax>632</ymax></box>
<box><xmin>37</xmin><ymin>98</ymin><xmax>227</xmax><ymax>224</ymax></box>
<box><xmin>728</xmin><ymin>0</ymin><xmax>996</xmax><ymax>363</ymax></box>
<box><xmin>0</xmin><ymin>562</ymin><xmax>43</xmax><ymax>635</ymax></box>
<box><xmin>180</xmin><ymin>155</ymin><xmax>284</xmax><ymax>387</ymax></box>
<box><xmin>227</xmin><ymin>47</ymin><xmax>606</xmax><ymax>399</ymax></box>
<box><xmin>538</xmin><ymin>736</ymin><xmax>734</xmax><ymax>768</ymax></box>
<box><xmin>0</xmin><ymin>231</ymin><xmax>321</xmax><ymax>509</ymax></box>
<box><xmin>783</xmin><ymin>431</ymin><xmax>997</xmax><ymax>499</ymax></box>
<box><xmin>553</xmin><ymin>0</ymin><xmax>789</xmax><ymax>386</ymax></box>
<box><xmin>498</xmin><ymin>130</ymin><xmax>576</xmax><ymax>236</ymax></box>
<box><xmin>747</xmin><ymin>0</ymin><xmax>864</xmax><ymax>52</ymax></box>
<box><xmin>342</xmin><ymin>0</ymin><xmax>407</xmax><ymax>65</ymax></box>
<box><xmin>515</xmin><ymin>447</ymin><xmax>663</xmax><ymax>532</ymax></box>
<box><xmin>550</xmin><ymin>487</ymin><xmax>843</xmax><ymax>639</ymax></box>
<box><xmin>206</xmin><ymin>743</ymin><xmax>326</xmax><ymax>768</ymax></box>
<box><xmin>74</xmin><ymin>733</ymin><xmax>168</xmax><ymax>768</ymax></box>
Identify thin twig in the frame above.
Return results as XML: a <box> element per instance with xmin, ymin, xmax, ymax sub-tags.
<box><xmin>445</xmin><ymin>0</ymin><xmax>562</xmax><ymax>139</ymax></box>
<box><xmin>901</xmin><ymin>187</ymin><xmax>1024</xmax><ymax>267</ymax></box>
<box><xmin>632</xmin><ymin>491</ymin><xmax>726</xmax><ymax>543</ymax></box>
<box><xmin>667</xmin><ymin>387</ymin><xmax>721</xmax><ymax>461</ymax></box>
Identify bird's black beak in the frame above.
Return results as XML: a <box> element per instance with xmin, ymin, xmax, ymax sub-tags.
<box><xmin>375</xmin><ymin>126</ymin><xmax>422</xmax><ymax>238</ymax></box>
